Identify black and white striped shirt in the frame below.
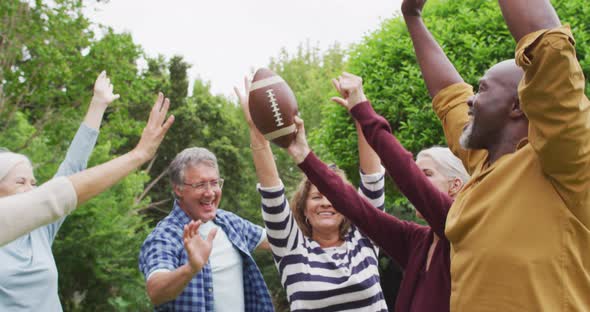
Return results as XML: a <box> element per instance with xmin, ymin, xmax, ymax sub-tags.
<box><xmin>258</xmin><ymin>169</ymin><xmax>388</xmax><ymax>311</ymax></box>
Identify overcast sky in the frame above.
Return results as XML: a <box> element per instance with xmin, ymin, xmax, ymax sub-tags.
<box><xmin>84</xmin><ymin>0</ymin><xmax>402</xmax><ymax>97</ymax></box>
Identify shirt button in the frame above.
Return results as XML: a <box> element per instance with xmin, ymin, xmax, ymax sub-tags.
<box><xmin>208</xmin><ymin>288</ymin><xmax>213</xmax><ymax>292</ymax></box>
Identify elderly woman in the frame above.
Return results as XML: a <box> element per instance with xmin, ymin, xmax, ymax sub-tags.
<box><xmin>235</xmin><ymin>79</ymin><xmax>389</xmax><ymax>311</ymax></box>
<box><xmin>0</xmin><ymin>72</ymin><xmax>173</xmax><ymax>311</ymax></box>
<box><xmin>0</xmin><ymin>92</ymin><xmax>173</xmax><ymax>247</ymax></box>
<box><xmin>286</xmin><ymin>72</ymin><xmax>469</xmax><ymax>312</ymax></box>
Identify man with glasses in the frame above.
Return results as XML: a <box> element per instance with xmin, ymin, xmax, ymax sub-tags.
<box><xmin>139</xmin><ymin>147</ymin><xmax>273</xmax><ymax>312</ymax></box>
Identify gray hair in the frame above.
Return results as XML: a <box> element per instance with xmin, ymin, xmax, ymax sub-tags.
<box><xmin>417</xmin><ymin>146</ymin><xmax>470</xmax><ymax>184</ymax></box>
<box><xmin>0</xmin><ymin>149</ymin><xmax>32</xmax><ymax>182</ymax></box>
<box><xmin>169</xmin><ymin>147</ymin><xmax>218</xmax><ymax>186</ymax></box>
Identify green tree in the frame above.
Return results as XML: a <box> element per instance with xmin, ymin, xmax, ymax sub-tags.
<box><xmin>0</xmin><ymin>1</ymin><xmax>170</xmax><ymax>310</ymax></box>
<box><xmin>168</xmin><ymin>55</ymin><xmax>190</xmax><ymax>107</ymax></box>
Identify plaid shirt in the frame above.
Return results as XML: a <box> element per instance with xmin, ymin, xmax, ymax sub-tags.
<box><xmin>139</xmin><ymin>202</ymin><xmax>274</xmax><ymax>312</ymax></box>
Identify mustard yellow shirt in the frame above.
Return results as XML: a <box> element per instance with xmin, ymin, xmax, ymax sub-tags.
<box><xmin>433</xmin><ymin>26</ymin><xmax>590</xmax><ymax>312</ymax></box>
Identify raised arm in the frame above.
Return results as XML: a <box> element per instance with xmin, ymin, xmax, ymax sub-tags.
<box><xmin>287</xmin><ymin>118</ymin><xmax>426</xmax><ymax>268</ymax></box>
<box><xmin>49</xmin><ymin>71</ymin><xmax>119</xmax><ymax>237</ymax></box>
<box><xmin>83</xmin><ymin>71</ymin><xmax>120</xmax><ymax>130</ymax></box>
<box><xmin>234</xmin><ymin>77</ymin><xmax>280</xmax><ymax>188</ymax></box>
<box><xmin>234</xmin><ymin>77</ymin><xmax>298</xmax><ymax>260</ymax></box>
<box><xmin>55</xmin><ymin>72</ymin><xmax>117</xmax><ymax>177</ymax></box>
<box><xmin>69</xmin><ymin>93</ymin><xmax>174</xmax><ymax>204</ymax></box>
<box><xmin>0</xmin><ymin>93</ymin><xmax>174</xmax><ymax>245</ymax></box>
<box><xmin>504</xmin><ymin>2</ymin><xmax>590</xmax><ymax>212</ymax></box>
<box><xmin>332</xmin><ymin>73</ymin><xmax>454</xmax><ymax>237</ymax></box>
<box><xmin>401</xmin><ymin>0</ymin><xmax>463</xmax><ymax>98</ymax></box>
<box><xmin>497</xmin><ymin>0</ymin><xmax>560</xmax><ymax>43</ymax></box>
<box><xmin>332</xmin><ymin>73</ymin><xmax>381</xmax><ymax>175</ymax></box>
<box><xmin>401</xmin><ymin>0</ymin><xmax>485</xmax><ymax>172</ymax></box>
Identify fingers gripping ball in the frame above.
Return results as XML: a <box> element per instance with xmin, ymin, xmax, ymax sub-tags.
<box><xmin>248</xmin><ymin>68</ymin><xmax>299</xmax><ymax>148</ymax></box>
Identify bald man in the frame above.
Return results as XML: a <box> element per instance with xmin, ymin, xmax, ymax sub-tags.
<box><xmin>402</xmin><ymin>0</ymin><xmax>590</xmax><ymax>310</ymax></box>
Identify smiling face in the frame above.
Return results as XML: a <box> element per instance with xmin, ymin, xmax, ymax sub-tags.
<box><xmin>0</xmin><ymin>162</ymin><xmax>36</xmax><ymax>197</ymax></box>
<box><xmin>173</xmin><ymin>163</ymin><xmax>222</xmax><ymax>222</ymax></box>
<box><xmin>303</xmin><ymin>184</ymin><xmax>345</xmax><ymax>235</ymax></box>
<box><xmin>290</xmin><ymin>168</ymin><xmax>351</xmax><ymax>240</ymax></box>
<box><xmin>460</xmin><ymin>60</ymin><xmax>524</xmax><ymax>150</ymax></box>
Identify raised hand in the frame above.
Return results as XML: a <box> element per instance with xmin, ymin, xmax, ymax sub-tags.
<box><xmin>401</xmin><ymin>0</ymin><xmax>427</xmax><ymax>17</ymax></box>
<box><xmin>84</xmin><ymin>71</ymin><xmax>121</xmax><ymax>129</ymax></box>
<box><xmin>234</xmin><ymin>76</ymin><xmax>267</xmax><ymax>144</ymax></box>
<box><xmin>133</xmin><ymin>93</ymin><xmax>175</xmax><ymax>162</ymax></box>
<box><xmin>234</xmin><ymin>77</ymin><xmax>255</xmax><ymax>127</ymax></box>
<box><xmin>91</xmin><ymin>71</ymin><xmax>120</xmax><ymax>109</ymax></box>
<box><xmin>331</xmin><ymin>72</ymin><xmax>367</xmax><ymax>111</ymax></box>
<box><xmin>183</xmin><ymin>220</ymin><xmax>217</xmax><ymax>274</ymax></box>
<box><xmin>286</xmin><ymin>116</ymin><xmax>311</xmax><ymax>164</ymax></box>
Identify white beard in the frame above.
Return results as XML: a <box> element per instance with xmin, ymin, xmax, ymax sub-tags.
<box><xmin>460</xmin><ymin>121</ymin><xmax>474</xmax><ymax>149</ymax></box>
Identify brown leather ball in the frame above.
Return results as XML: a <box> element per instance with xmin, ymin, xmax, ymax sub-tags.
<box><xmin>248</xmin><ymin>68</ymin><xmax>299</xmax><ymax>148</ymax></box>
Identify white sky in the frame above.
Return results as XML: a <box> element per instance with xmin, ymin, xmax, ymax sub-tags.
<box><xmin>84</xmin><ymin>0</ymin><xmax>402</xmax><ymax>97</ymax></box>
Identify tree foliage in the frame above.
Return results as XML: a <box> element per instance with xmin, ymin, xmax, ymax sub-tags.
<box><xmin>1</xmin><ymin>1</ymin><xmax>161</xmax><ymax>310</ymax></box>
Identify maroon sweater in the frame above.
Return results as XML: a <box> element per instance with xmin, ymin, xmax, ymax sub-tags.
<box><xmin>298</xmin><ymin>101</ymin><xmax>453</xmax><ymax>312</ymax></box>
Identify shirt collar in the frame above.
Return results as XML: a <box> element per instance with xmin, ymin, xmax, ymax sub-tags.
<box><xmin>516</xmin><ymin>137</ymin><xmax>529</xmax><ymax>150</ymax></box>
<box><xmin>171</xmin><ymin>200</ymin><xmax>193</xmax><ymax>225</ymax></box>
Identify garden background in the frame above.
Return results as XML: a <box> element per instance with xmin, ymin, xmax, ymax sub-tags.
<box><xmin>1</xmin><ymin>0</ymin><xmax>588</xmax><ymax>310</ymax></box>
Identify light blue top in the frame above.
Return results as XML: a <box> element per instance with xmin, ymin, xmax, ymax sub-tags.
<box><xmin>0</xmin><ymin>124</ymin><xmax>98</xmax><ymax>311</ymax></box>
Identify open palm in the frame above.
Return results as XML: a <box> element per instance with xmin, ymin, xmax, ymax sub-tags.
<box><xmin>183</xmin><ymin>220</ymin><xmax>217</xmax><ymax>273</ymax></box>
<box><xmin>92</xmin><ymin>71</ymin><xmax>120</xmax><ymax>107</ymax></box>
<box><xmin>234</xmin><ymin>76</ymin><xmax>266</xmax><ymax>142</ymax></box>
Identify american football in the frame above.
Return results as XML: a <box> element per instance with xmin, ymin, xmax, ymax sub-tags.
<box><xmin>248</xmin><ymin>68</ymin><xmax>299</xmax><ymax>148</ymax></box>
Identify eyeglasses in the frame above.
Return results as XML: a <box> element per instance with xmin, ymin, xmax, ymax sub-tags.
<box><xmin>183</xmin><ymin>178</ymin><xmax>224</xmax><ymax>192</ymax></box>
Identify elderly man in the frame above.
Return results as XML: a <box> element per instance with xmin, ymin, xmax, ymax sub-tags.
<box><xmin>402</xmin><ymin>0</ymin><xmax>590</xmax><ymax>310</ymax></box>
<box><xmin>139</xmin><ymin>147</ymin><xmax>273</xmax><ymax>312</ymax></box>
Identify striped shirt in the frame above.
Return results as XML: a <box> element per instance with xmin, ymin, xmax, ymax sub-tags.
<box><xmin>258</xmin><ymin>169</ymin><xmax>388</xmax><ymax>312</ymax></box>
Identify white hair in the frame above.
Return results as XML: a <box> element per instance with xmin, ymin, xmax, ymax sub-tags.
<box><xmin>0</xmin><ymin>149</ymin><xmax>32</xmax><ymax>182</ymax></box>
<box><xmin>417</xmin><ymin>146</ymin><xmax>470</xmax><ymax>184</ymax></box>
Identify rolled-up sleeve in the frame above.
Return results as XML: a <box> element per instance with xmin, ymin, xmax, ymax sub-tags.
<box><xmin>139</xmin><ymin>232</ymin><xmax>182</xmax><ymax>281</ymax></box>
<box><xmin>515</xmin><ymin>25</ymin><xmax>590</xmax><ymax>210</ymax></box>
<box><xmin>238</xmin><ymin>217</ymin><xmax>265</xmax><ymax>253</ymax></box>
<box><xmin>432</xmin><ymin>83</ymin><xmax>487</xmax><ymax>174</ymax></box>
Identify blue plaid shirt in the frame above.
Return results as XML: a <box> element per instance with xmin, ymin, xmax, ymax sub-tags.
<box><xmin>139</xmin><ymin>202</ymin><xmax>274</xmax><ymax>312</ymax></box>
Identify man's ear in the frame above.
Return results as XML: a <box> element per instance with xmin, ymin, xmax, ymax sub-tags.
<box><xmin>173</xmin><ymin>184</ymin><xmax>183</xmax><ymax>199</ymax></box>
<box><xmin>509</xmin><ymin>96</ymin><xmax>525</xmax><ymax>119</ymax></box>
